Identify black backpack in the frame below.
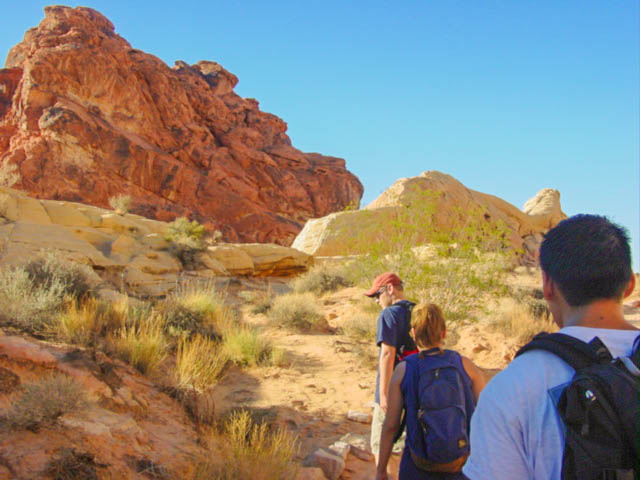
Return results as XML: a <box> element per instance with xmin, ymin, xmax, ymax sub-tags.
<box><xmin>516</xmin><ymin>332</ymin><xmax>640</xmax><ymax>480</ymax></box>
<box><xmin>396</xmin><ymin>302</ymin><xmax>417</xmax><ymax>362</ymax></box>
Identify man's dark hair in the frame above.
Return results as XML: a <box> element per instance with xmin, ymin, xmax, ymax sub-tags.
<box><xmin>539</xmin><ymin>214</ymin><xmax>632</xmax><ymax>306</ymax></box>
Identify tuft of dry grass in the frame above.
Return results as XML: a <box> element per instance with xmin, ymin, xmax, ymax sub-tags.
<box><xmin>238</xmin><ymin>289</ymin><xmax>273</xmax><ymax>315</ymax></box>
<box><xmin>490</xmin><ymin>298</ymin><xmax>557</xmax><ymax>345</ymax></box>
<box><xmin>194</xmin><ymin>410</ymin><xmax>299</xmax><ymax>480</ymax></box>
<box><xmin>341</xmin><ymin>315</ymin><xmax>377</xmax><ymax>343</ymax></box>
<box><xmin>267</xmin><ymin>293</ymin><xmax>327</xmax><ymax>332</ymax></box>
<box><xmin>51</xmin><ymin>299</ymin><xmax>97</xmax><ymax>345</ymax></box>
<box><xmin>161</xmin><ymin>283</ymin><xmax>233</xmax><ymax>340</ymax></box>
<box><xmin>291</xmin><ymin>264</ymin><xmax>352</xmax><ymax>295</ymax></box>
<box><xmin>173</xmin><ymin>334</ymin><xmax>228</xmax><ymax>393</ymax></box>
<box><xmin>7</xmin><ymin>374</ymin><xmax>89</xmax><ymax>430</ymax></box>
<box><xmin>171</xmin><ymin>282</ymin><xmax>224</xmax><ymax>318</ymax></box>
<box><xmin>111</xmin><ymin>314</ymin><xmax>168</xmax><ymax>375</ymax></box>
<box><xmin>269</xmin><ymin>346</ymin><xmax>290</xmax><ymax>368</ymax></box>
<box><xmin>46</xmin><ymin>448</ymin><xmax>99</xmax><ymax>480</ymax></box>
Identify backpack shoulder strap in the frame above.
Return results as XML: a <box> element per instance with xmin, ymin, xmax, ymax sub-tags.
<box><xmin>515</xmin><ymin>332</ymin><xmax>604</xmax><ymax>371</ymax></box>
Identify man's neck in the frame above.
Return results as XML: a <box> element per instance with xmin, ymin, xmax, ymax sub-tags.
<box><xmin>561</xmin><ymin>299</ymin><xmax>637</xmax><ymax>330</ymax></box>
<box><xmin>391</xmin><ymin>295</ymin><xmax>405</xmax><ymax>304</ymax></box>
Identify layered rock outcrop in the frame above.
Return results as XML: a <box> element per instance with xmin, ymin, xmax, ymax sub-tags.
<box><xmin>0</xmin><ymin>6</ymin><xmax>363</xmax><ymax>245</ymax></box>
<box><xmin>292</xmin><ymin>171</ymin><xmax>567</xmax><ymax>260</ymax></box>
<box><xmin>0</xmin><ymin>186</ymin><xmax>312</xmax><ymax>297</ymax></box>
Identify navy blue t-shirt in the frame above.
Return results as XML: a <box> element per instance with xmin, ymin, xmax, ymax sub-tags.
<box><xmin>374</xmin><ymin>299</ymin><xmax>415</xmax><ymax>403</ymax></box>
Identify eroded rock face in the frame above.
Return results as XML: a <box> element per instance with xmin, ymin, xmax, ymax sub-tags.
<box><xmin>0</xmin><ymin>6</ymin><xmax>363</xmax><ymax>245</ymax></box>
<box><xmin>0</xmin><ymin>335</ymin><xmax>204</xmax><ymax>479</ymax></box>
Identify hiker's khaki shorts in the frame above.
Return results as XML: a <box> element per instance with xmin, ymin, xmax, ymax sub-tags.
<box><xmin>370</xmin><ymin>402</ymin><xmax>405</xmax><ymax>455</ymax></box>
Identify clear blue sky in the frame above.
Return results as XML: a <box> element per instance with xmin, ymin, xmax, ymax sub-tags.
<box><xmin>3</xmin><ymin>1</ymin><xmax>640</xmax><ymax>269</ymax></box>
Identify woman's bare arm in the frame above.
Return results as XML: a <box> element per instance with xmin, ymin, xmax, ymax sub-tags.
<box><xmin>375</xmin><ymin>361</ymin><xmax>406</xmax><ymax>480</ymax></box>
<box><xmin>461</xmin><ymin>355</ymin><xmax>487</xmax><ymax>402</ymax></box>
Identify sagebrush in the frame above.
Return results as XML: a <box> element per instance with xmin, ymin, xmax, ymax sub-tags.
<box><xmin>268</xmin><ymin>293</ymin><xmax>327</xmax><ymax>332</ymax></box>
<box><xmin>7</xmin><ymin>374</ymin><xmax>89</xmax><ymax>430</ymax></box>
<box><xmin>0</xmin><ymin>267</ymin><xmax>68</xmax><ymax>330</ymax></box>
<box><xmin>292</xmin><ymin>264</ymin><xmax>352</xmax><ymax>295</ymax></box>
<box><xmin>0</xmin><ymin>253</ymin><xmax>95</xmax><ymax>331</ymax></box>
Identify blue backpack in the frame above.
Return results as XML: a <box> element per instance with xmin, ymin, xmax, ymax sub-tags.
<box><xmin>408</xmin><ymin>349</ymin><xmax>475</xmax><ymax>473</ymax></box>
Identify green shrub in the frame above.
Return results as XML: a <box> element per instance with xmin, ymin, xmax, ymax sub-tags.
<box><xmin>221</xmin><ymin>323</ymin><xmax>273</xmax><ymax>367</ymax></box>
<box><xmin>267</xmin><ymin>293</ymin><xmax>327</xmax><ymax>332</ymax></box>
<box><xmin>7</xmin><ymin>374</ymin><xmax>89</xmax><ymax>430</ymax></box>
<box><xmin>108</xmin><ymin>194</ymin><xmax>132</xmax><ymax>215</ymax></box>
<box><xmin>194</xmin><ymin>410</ymin><xmax>299</xmax><ymax>480</ymax></box>
<box><xmin>165</xmin><ymin>217</ymin><xmax>207</xmax><ymax>268</ymax></box>
<box><xmin>291</xmin><ymin>264</ymin><xmax>352</xmax><ymax>295</ymax></box>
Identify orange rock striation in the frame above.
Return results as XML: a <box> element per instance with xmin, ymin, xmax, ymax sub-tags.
<box><xmin>0</xmin><ymin>6</ymin><xmax>363</xmax><ymax>244</ymax></box>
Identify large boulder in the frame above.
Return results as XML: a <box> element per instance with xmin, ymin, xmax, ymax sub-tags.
<box><xmin>0</xmin><ymin>6</ymin><xmax>363</xmax><ymax>246</ymax></box>
<box><xmin>293</xmin><ymin>171</ymin><xmax>567</xmax><ymax>257</ymax></box>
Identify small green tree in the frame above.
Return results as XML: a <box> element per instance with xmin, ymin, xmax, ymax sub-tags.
<box><xmin>164</xmin><ymin>217</ymin><xmax>207</xmax><ymax>268</ymax></box>
<box><xmin>108</xmin><ymin>194</ymin><xmax>132</xmax><ymax>215</ymax></box>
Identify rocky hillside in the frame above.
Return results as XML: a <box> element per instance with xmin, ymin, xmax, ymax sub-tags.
<box><xmin>0</xmin><ymin>6</ymin><xmax>363</xmax><ymax>245</ymax></box>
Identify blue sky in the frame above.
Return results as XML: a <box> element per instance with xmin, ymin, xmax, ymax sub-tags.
<box><xmin>3</xmin><ymin>1</ymin><xmax>639</xmax><ymax>268</ymax></box>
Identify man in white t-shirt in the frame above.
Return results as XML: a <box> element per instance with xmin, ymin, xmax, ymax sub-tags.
<box><xmin>463</xmin><ymin>214</ymin><xmax>638</xmax><ymax>480</ymax></box>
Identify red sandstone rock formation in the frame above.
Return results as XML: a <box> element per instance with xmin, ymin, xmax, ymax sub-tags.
<box><xmin>0</xmin><ymin>6</ymin><xmax>363</xmax><ymax>244</ymax></box>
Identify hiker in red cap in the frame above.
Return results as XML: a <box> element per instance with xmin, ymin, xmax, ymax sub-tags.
<box><xmin>365</xmin><ymin>272</ymin><xmax>418</xmax><ymax>475</ymax></box>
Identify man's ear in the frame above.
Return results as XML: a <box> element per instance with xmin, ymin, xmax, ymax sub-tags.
<box><xmin>442</xmin><ymin>328</ymin><xmax>447</xmax><ymax>340</ymax></box>
<box><xmin>542</xmin><ymin>271</ymin><xmax>555</xmax><ymax>301</ymax></box>
<box><xmin>623</xmin><ymin>274</ymin><xmax>636</xmax><ymax>299</ymax></box>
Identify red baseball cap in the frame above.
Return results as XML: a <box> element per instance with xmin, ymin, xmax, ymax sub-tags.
<box><xmin>364</xmin><ymin>272</ymin><xmax>403</xmax><ymax>297</ymax></box>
